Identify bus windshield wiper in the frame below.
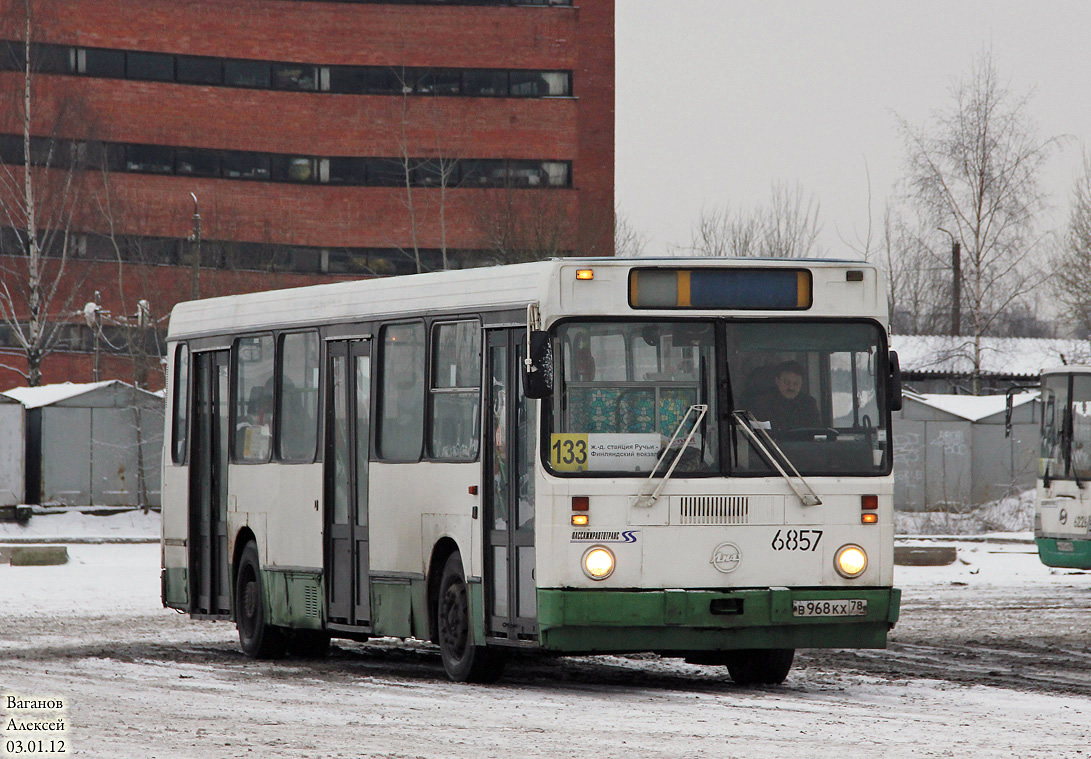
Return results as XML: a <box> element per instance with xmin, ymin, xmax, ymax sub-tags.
<box><xmin>632</xmin><ymin>404</ymin><xmax>708</xmax><ymax>508</ymax></box>
<box><xmin>731</xmin><ymin>410</ymin><xmax>822</xmax><ymax>507</ymax></box>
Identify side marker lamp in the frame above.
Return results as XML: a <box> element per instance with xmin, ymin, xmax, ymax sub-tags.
<box><xmin>582</xmin><ymin>546</ymin><xmax>615</xmax><ymax>580</ymax></box>
<box><xmin>861</xmin><ymin>513</ymin><xmax>879</xmax><ymax>524</ymax></box>
<box><xmin>835</xmin><ymin>544</ymin><xmax>868</xmax><ymax>578</ymax></box>
<box><xmin>575</xmin><ymin>269</ymin><xmax>595</xmax><ymax>280</ymax></box>
<box><xmin>571</xmin><ymin>514</ymin><xmax>589</xmax><ymax>526</ymax></box>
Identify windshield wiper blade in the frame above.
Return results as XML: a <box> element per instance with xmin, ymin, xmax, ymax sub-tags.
<box><xmin>731</xmin><ymin>410</ymin><xmax>822</xmax><ymax>507</ymax></box>
<box><xmin>632</xmin><ymin>404</ymin><xmax>708</xmax><ymax>508</ymax></box>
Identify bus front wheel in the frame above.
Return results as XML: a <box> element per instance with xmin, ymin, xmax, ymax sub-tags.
<box><xmin>436</xmin><ymin>553</ymin><xmax>504</xmax><ymax>683</ymax></box>
<box><xmin>724</xmin><ymin>648</ymin><xmax>795</xmax><ymax>685</ymax></box>
<box><xmin>236</xmin><ymin>542</ymin><xmax>287</xmax><ymax>659</ymax></box>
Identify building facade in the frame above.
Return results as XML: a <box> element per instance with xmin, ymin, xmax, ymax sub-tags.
<box><xmin>0</xmin><ymin>0</ymin><xmax>615</xmax><ymax>389</ymax></box>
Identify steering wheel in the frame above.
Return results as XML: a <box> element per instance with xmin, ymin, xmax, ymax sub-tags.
<box><xmin>778</xmin><ymin>427</ymin><xmax>839</xmax><ymax>442</ymax></box>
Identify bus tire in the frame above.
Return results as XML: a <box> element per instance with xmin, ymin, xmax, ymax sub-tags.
<box><xmin>236</xmin><ymin>542</ymin><xmax>287</xmax><ymax>659</ymax></box>
<box><xmin>437</xmin><ymin>553</ymin><xmax>504</xmax><ymax>683</ymax></box>
<box><xmin>725</xmin><ymin>648</ymin><xmax>794</xmax><ymax>685</ymax></box>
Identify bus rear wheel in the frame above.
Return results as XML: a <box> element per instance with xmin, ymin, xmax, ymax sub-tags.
<box><xmin>436</xmin><ymin>553</ymin><xmax>504</xmax><ymax>683</ymax></box>
<box><xmin>236</xmin><ymin>542</ymin><xmax>287</xmax><ymax>659</ymax></box>
<box><xmin>724</xmin><ymin>649</ymin><xmax>795</xmax><ymax>685</ymax></box>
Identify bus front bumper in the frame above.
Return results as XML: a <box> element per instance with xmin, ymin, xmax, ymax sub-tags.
<box><xmin>536</xmin><ymin>586</ymin><xmax>901</xmax><ymax>654</ymax></box>
<box><xmin>1035</xmin><ymin>537</ymin><xmax>1091</xmax><ymax>568</ymax></box>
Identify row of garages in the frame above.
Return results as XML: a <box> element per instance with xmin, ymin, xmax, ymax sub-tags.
<box><xmin>0</xmin><ymin>381</ymin><xmax>163</xmax><ymax>508</ymax></box>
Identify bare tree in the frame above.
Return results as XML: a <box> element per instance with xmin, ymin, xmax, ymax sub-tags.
<box><xmin>897</xmin><ymin>48</ymin><xmax>1062</xmax><ymax>390</ymax></box>
<box><xmin>1051</xmin><ymin>153</ymin><xmax>1091</xmax><ymax>338</ymax></box>
<box><xmin>0</xmin><ymin>2</ymin><xmax>92</xmax><ymax>386</ymax></box>
<box><xmin>689</xmin><ymin>182</ymin><xmax>822</xmax><ymax>258</ymax></box>
<box><xmin>475</xmin><ymin>182</ymin><xmax>574</xmax><ymax>264</ymax></box>
<box><xmin>613</xmin><ymin>206</ymin><xmax>649</xmax><ymax>258</ymax></box>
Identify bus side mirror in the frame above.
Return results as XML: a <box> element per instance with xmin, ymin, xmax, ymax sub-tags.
<box><xmin>888</xmin><ymin>350</ymin><xmax>903</xmax><ymax>411</ymax></box>
<box><xmin>523</xmin><ymin>330</ymin><xmax>553</xmax><ymax>399</ymax></box>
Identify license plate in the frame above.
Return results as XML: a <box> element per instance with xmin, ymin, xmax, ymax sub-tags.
<box><xmin>792</xmin><ymin>599</ymin><xmax>868</xmax><ymax>617</ymax></box>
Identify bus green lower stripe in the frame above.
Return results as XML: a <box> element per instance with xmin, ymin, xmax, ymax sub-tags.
<box><xmin>536</xmin><ymin>587</ymin><xmax>900</xmax><ymax>653</ymax></box>
<box><xmin>1035</xmin><ymin>538</ymin><xmax>1091</xmax><ymax>568</ymax></box>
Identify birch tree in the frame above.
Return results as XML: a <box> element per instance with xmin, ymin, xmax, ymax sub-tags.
<box><xmin>1051</xmin><ymin>154</ymin><xmax>1091</xmax><ymax>338</ymax></box>
<box><xmin>898</xmin><ymin>48</ymin><xmax>1061</xmax><ymax>389</ymax></box>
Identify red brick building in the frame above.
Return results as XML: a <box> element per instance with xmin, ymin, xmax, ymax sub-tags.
<box><xmin>0</xmin><ymin>0</ymin><xmax>615</xmax><ymax>389</ymax></box>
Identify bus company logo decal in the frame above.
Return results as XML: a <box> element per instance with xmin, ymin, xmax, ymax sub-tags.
<box><xmin>570</xmin><ymin>530</ymin><xmax>639</xmax><ymax>543</ymax></box>
<box><xmin>710</xmin><ymin>542</ymin><xmax>742</xmax><ymax>573</ymax></box>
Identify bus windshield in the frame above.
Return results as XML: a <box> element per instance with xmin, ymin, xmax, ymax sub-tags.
<box><xmin>1041</xmin><ymin>373</ymin><xmax>1091</xmax><ymax>481</ymax></box>
<box><xmin>547</xmin><ymin>319</ymin><xmax>889</xmax><ymax>477</ymax></box>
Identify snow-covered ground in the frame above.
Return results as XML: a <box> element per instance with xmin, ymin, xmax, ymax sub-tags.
<box><xmin>2</xmin><ymin>510</ymin><xmax>1091</xmax><ymax>758</ymax></box>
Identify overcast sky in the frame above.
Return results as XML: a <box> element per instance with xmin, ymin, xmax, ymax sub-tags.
<box><xmin>615</xmin><ymin>0</ymin><xmax>1091</xmax><ymax>259</ymax></box>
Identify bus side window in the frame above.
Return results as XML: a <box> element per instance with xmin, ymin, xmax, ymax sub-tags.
<box><xmin>235</xmin><ymin>335</ymin><xmax>275</xmax><ymax>463</ymax></box>
<box><xmin>429</xmin><ymin>320</ymin><xmax>481</xmax><ymax>461</ymax></box>
<box><xmin>171</xmin><ymin>342</ymin><xmax>189</xmax><ymax>465</ymax></box>
<box><xmin>278</xmin><ymin>331</ymin><xmax>320</xmax><ymax>462</ymax></box>
<box><xmin>377</xmin><ymin>321</ymin><xmax>425</xmax><ymax>461</ymax></box>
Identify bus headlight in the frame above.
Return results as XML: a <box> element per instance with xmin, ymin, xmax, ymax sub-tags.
<box><xmin>582</xmin><ymin>546</ymin><xmax>615</xmax><ymax>580</ymax></box>
<box><xmin>835</xmin><ymin>544</ymin><xmax>867</xmax><ymax>578</ymax></box>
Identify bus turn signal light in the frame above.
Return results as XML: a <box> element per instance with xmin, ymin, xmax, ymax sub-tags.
<box><xmin>861</xmin><ymin>513</ymin><xmax>878</xmax><ymax>524</ymax></box>
<box><xmin>575</xmin><ymin>269</ymin><xmax>594</xmax><ymax>280</ymax></box>
<box><xmin>571</xmin><ymin>514</ymin><xmax>589</xmax><ymax>526</ymax></box>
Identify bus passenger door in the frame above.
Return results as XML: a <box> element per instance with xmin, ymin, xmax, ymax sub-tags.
<box><xmin>485</xmin><ymin>329</ymin><xmax>538</xmax><ymax>642</ymax></box>
<box><xmin>325</xmin><ymin>339</ymin><xmax>372</xmax><ymax>627</ymax></box>
<box><xmin>190</xmin><ymin>350</ymin><xmax>231</xmax><ymax>617</ymax></box>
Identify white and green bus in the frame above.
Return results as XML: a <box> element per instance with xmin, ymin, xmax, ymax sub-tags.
<box><xmin>161</xmin><ymin>257</ymin><xmax>903</xmax><ymax>684</ymax></box>
<box><xmin>1036</xmin><ymin>366</ymin><xmax>1091</xmax><ymax>568</ymax></box>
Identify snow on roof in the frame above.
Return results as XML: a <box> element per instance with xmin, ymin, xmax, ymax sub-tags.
<box><xmin>905</xmin><ymin>390</ymin><xmax>1038</xmax><ymax>422</ymax></box>
<box><xmin>892</xmin><ymin>335</ymin><xmax>1091</xmax><ymax>378</ymax></box>
<box><xmin>2</xmin><ymin>380</ymin><xmax>120</xmax><ymax>409</ymax></box>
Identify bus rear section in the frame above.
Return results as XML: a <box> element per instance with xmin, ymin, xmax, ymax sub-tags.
<box><xmin>1036</xmin><ymin>367</ymin><xmax>1091</xmax><ymax>568</ymax></box>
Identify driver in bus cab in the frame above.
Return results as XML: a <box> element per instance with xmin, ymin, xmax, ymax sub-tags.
<box><xmin>750</xmin><ymin>360</ymin><xmax>819</xmax><ymax>431</ymax></box>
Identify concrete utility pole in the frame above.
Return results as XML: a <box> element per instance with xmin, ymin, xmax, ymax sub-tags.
<box><xmin>189</xmin><ymin>192</ymin><xmax>201</xmax><ymax>300</ymax></box>
<box><xmin>939</xmin><ymin>228</ymin><xmax>961</xmax><ymax>336</ymax></box>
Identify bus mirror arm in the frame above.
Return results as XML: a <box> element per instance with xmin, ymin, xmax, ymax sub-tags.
<box><xmin>732</xmin><ymin>411</ymin><xmax>823</xmax><ymax>507</ymax></box>
<box><xmin>632</xmin><ymin>404</ymin><xmax>709</xmax><ymax>508</ymax></box>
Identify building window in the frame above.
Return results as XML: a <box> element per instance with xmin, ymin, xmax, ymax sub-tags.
<box><xmin>511</xmin><ymin>70</ymin><xmax>570</xmax><ymax>97</ymax></box>
<box><xmin>273</xmin><ymin>63</ymin><xmax>319</xmax><ymax>91</ymax></box>
<box><xmin>222</xmin><ymin>151</ymin><xmax>271</xmax><ymax>180</ymax></box>
<box><xmin>271</xmin><ymin>155</ymin><xmax>318</xmax><ymax>182</ymax></box>
<box><xmin>175</xmin><ymin>148</ymin><xmax>221</xmax><ymax>177</ymax></box>
<box><xmin>377</xmin><ymin>322</ymin><xmax>425</xmax><ymax>461</ymax></box>
<box><xmin>126</xmin><ymin>51</ymin><xmax>174</xmax><ymax>82</ymax></box>
<box><xmin>278</xmin><ymin>332</ymin><xmax>320</xmax><ymax>462</ymax></box>
<box><xmin>464</xmin><ymin>70</ymin><xmax>509</xmax><ymax>97</ymax></box>
<box><xmin>327</xmin><ymin>157</ymin><xmax>369</xmax><ymax>185</ymax></box>
<box><xmin>81</xmin><ymin>48</ymin><xmax>125</xmax><ymax>77</ymax></box>
<box><xmin>225</xmin><ymin>59</ymin><xmax>271</xmax><ymax>88</ymax></box>
<box><xmin>177</xmin><ymin>55</ymin><xmax>223</xmax><ymax>85</ymax></box>
<box><xmin>417</xmin><ymin>69</ymin><xmax>462</xmax><ymax>96</ymax></box>
<box><xmin>429</xmin><ymin>320</ymin><xmax>481</xmax><ymax>461</ymax></box>
<box><xmin>235</xmin><ymin>335</ymin><xmax>275</xmax><ymax>463</ymax></box>
<box><xmin>125</xmin><ymin>144</ymin><xmax>174</xmax><ymax>174</ymax></box>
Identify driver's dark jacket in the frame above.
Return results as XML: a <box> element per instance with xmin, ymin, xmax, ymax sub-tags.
<box><xmin>749</xmin><ymin>392</ymin><xmax>820</xmax><ymax>431</ymax></box>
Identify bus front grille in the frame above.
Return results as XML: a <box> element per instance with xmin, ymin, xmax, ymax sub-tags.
<box><xmin>678</xmin><ymin>496</ymin><xmax>750</xmax><ymax>525</ymax></box>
